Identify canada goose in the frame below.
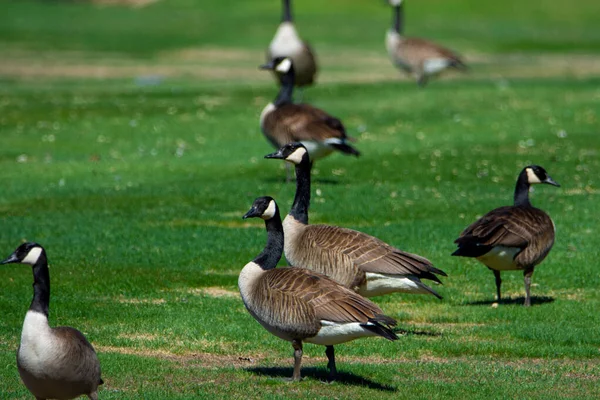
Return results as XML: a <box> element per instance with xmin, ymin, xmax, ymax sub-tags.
<box><xmin>267</xmin><ymin>0</ymin><xmax>317</xmax><ymax>88</ymax></box>
<box><xmin>259</xmin><ymin>57</ymin><xmax>359</xmax><ymax>174</ymax></box>
<box><xmin>240</xmin><ymin>196</ymin><xmax>398</xmax><ymax>381</ymax></box>
<box><xmin>1</xmin><ymin>242</ymin><xmax>103</xmax><ymax>400</ymax></box>
<box><xmin>385</xmin><ymin>0</ymin><xmax>467</xmax><ymax>86</ymax></box>
<box><xmin>265</xmin><ymin>143</ymin><xmax>446</xmax><ymax>298</ymax></box>
<box><xmin>452</xmin><ymin>166</ymin><xmax>560</xmax><ymax>306</ymax></box>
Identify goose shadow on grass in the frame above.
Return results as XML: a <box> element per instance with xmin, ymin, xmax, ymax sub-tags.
<box><xmin>246</xmin><ymin>366</ymin><xmax>397</xmax><ymax>391</ymax></box>
<box><xmin>466</xmin><ymin>296</ymin><xmax>555</xmax><ymax>306</ymax></box>
<box><xmin>396</xmin><ymin>327</ymin><xmax>442</xmax><ymax>337</ymax></box>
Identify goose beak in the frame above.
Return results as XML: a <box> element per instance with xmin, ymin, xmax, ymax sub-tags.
<box><xmin>544</xmin><ymin>176</ymin><xmax>560</xmax><ymax>187</ymax></box>
<box><xmin>0</xmin><ymin>253</ymin><xmax>19</xmax><ymax>265</ymax></box>
<box><xmin>259</xmin><ymin>61</ymin><xmax>275</xmax><ymax>70</ymax></box>
<box><xmin>243</xmin><ymin>207</ymin><xmax>260</xmax><ymax>220</ymax></box>
<box><xmin>264</xmin><ymin>149</ymin><xmax>285</xmax><ymax>159</ymax></box>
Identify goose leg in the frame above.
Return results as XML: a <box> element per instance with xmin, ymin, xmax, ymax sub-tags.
<box><xmin>325</xmin><ymin>345</ymin><xmax>337</xmax><ymax>382</ymax></box>
<box><xmin>493</xmin><ymin>270</ymin><xmax>502</xmax><ymax>302</ymax></box>
<box><xmin>417</xmin><ymin>74</ymin><xmax>429</xmax><ymax>87</ymax></box>
<box><xmin>523</xmin><ymin>268</ymin><xmax>534</xmax><ymax>307</ymax></box>
<box><xmin>292</xmin><ymin>339</ymin><xmax>303</xmax><ymax>381</ymax></box>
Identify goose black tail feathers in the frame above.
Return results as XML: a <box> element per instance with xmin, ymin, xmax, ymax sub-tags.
<box><xmin>362</xmin><ymin>315</ymin><xmax>398</xmax><ymax>341</ymax></box>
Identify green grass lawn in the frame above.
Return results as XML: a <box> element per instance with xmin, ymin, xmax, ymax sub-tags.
<box><xmin>1</xmin><ymin>0</ymin><xmax>599</xmax><ymax>399</ymax></box>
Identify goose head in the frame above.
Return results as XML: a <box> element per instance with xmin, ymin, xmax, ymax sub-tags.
<box><xmin>1</xmin><ymin>242</ymin><xmax>45</xmax><ymax>266</ymax></box>
<box><xmin>260</xmin><ymin>56</ymin><xmax>295</xmax><ymax>77</ymax></box>
<box><xmin>243</xmin><ymin>196</ymin><xmax>279</xmax><ymax>221</ymax></box>
<box><xmin>265</xmin><ymin>142</ymin><xmax>310</xmax><ymax>166</ymax></box>
<box><xmin>523</xmin><ymin>165</ymin><xmax>560</xmax><ymax>187</ymax></box>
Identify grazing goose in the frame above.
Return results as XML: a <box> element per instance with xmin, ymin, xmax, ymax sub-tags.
<box><xmin>265</xmin><ymin>143</ymin><xmax>446</xmax><ymax>298</ymax></box>
<box><xmin>385</xmin><ymin>0</ymin><xmax>467</xmax><ymax>86</ymax></box>
<box><xmin>259</xmin><ymin>57</ymin><xmax>359</xmax><ymax>176</ymax></box>
<box><xmin>267</xmin><ymin>0</ymin><xmax>317</xmax><ymax>88</ymax></box>
<box><xmin>240</xmin><ymin>196</ymin><xmax>398</xmax><ymax>381</ymax></box>
<box><xmin>1</xmin><ymin>242</ymin><xmax>103</xmax><ymax>400</ymax></box>
<box><xmin>452</xmin><ymin>166</ymin><xmax>560</xmax><ymax>306</ymax></box>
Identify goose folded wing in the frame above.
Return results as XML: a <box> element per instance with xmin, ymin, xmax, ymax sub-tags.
<box><xmin>456</xmin><ymin>207</ymin><xmax>532</xmax><ymax>248</ymax></box>
<box><xmin>264</xmin><ymin>267</ymin><xmax>382</xmax><ymax>324</ymax></box>
<box><xmin>307</xmin><ymin>225</ymin><xmax>442</xmax><ymax>280</ymax></box>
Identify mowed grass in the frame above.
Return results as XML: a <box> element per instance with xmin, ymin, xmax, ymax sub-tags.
<box><xmin>1</xmin><ymin>1</ymin><xmax>600</xmax><ymax>399</ymax></box>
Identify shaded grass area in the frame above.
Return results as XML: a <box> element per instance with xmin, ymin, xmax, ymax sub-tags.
<box><xmin>1</xmin><ymin>0</ymin><xmax>600</xmax><ymax>57</ymax></box>
<box><xmin>0</xmin><ymin>74</ymin><xmax>599</xmax><ymax>398</ymax></box>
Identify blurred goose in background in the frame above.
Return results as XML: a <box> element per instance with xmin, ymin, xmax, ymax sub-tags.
<box><xmin>386</xmin><ymin>0</ymin><xmax>467</xmax><ymax>86</ymax></box>
<box><xmin>452</xmin><ymin>165</ymin><xmax>560</xmax><ymax>306</ymax></box>
<box><xmin>267</xmin><ymin>0</ymin><xmax>317</xmax><ymax>88</ymax></box>
<box><xmin>240</xmin><ymin>196</ymin><xmax>398</xmax><ymax>382</ymax></box>
<box><xmin>265</xmin><ymin>143</ymin><xmax>446</xmax><ymax>298</ymax></box>
<box><xmin>259</xmin><ymin>57</ymin><xmax>359</xmax><ymax>179</ymax></box>
<box><xmin>1</xmin><ymin>242</ymin><xmax>103</xmax><ymax>400</ymax></box>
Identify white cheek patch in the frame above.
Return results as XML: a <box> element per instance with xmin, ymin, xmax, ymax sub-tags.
<box><xmin>261</xmin><ymin>200</ymin><xmax>277</xmax><ymax>220</ymax></box>
<box><xmin>526</xmin><ymin>168</ymin><xmax>542</xmax><ymax>184</ymax></box>
<box><xmin>286</xmin><ymin>147</ymin><xmax>307</xmax><ymax>165</ymax></box>
<box><xmin>22</xmin><ymin>247</ymin><xmax>42</xmax><ymax>265</ymax></box>
<box><xmin>275</xmin><ymin>58</ymin><xmax>292</xmax><ymax>73</ymax></box>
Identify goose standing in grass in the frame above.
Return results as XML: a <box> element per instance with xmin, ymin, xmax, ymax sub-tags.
<box><xmin>265</xmin><ymin>143</ymin><xmax>446</xmax><ymax>298</ymax></box>
<box><xmin>259</xmin><ymin>57</ymin><xmax>359</xmax><ymax>179</ymax></box>
<box><xmin>385</xmin><ymin>0</ymin><xmax>467</xmax><ymax>86</ymax></box>
<box><xmin>1</xmin><ymin>242</ymin><xmax>103</xmax><ymax>400</ymax></box>
<box><xmin>452</xmin><ymin>166</ymin><xmax>560</xmax><ymax>306</ymax></box>
<box><xmin>240</xmin><ymin>196</ymin><xmax>398</xmax><ymax>381</ymax></box>
<box><xmin>267</xmin><ymin>0</ymin><xmax>317</xmax><ymax>88</ymax></box>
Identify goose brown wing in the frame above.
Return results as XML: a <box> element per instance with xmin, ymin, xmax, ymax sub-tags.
<box><xmin>263</xmin><ymin>104</ymin><xmax>347</xmax><ymax>145</ymax></box>
<box><xmin>455</xmin><ymin>206</ymin><xmax>534</xmax><ymax>250</ymax></box>
<box><xmin>402</xmin><ymin>38</ymin><xmax>466</xmax><ymax>67</ymax></box>
<box><xmin>261</xmin><ymin>267</ymin><xmax>386</xmax><ymax>325</ymax></box>
<box><xmin>305</xmin><ymin>224</ymin><xmax>445</xmax><ymax>282</ymax></box>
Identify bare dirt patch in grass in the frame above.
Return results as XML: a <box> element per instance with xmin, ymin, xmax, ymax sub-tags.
<box><xmin>2</xmin><ymin>48</ymin><xmax>600</xmax><ymax>83</ymax></box>
<box><xmin>168</xmin><ymin>286</ymin><xmax>239</xmax><ymax>298</ymax></box>
<box><xmin>116</xmin><ymin>296</ymin><xmax>167</xmax><ymax>305</ymax></box>
<box><xmin>98</xmin><ymin>345</ymin><xmax>265</xmax><ymax>367</ymax></box>
<box><xmin>90</xmin><ymin>0</ymin><xmax>160</xmax><ymax>7</ymax></box>
<box><xmin>188</xmin><ymin>287</ymin><xmax>239</xmax><ymax>298</ymax></box>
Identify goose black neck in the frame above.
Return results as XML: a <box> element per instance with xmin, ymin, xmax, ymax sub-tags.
<box><xmin>30</xmin><ymin>254</ymin><xmax>50</xmax><ymax>316</ymax></box>
<box><xmin>514</xmin><ymin>171</ymin><xmax>531</xmax><ymax>207</ymax></box>
<box><xmin>392</xmin><ymin>4</ymin><xmax>404</xmax><ymax>34</ymax></box>
<box><xmin>274</xmin><ymin>71</ymin><xmax>295</xmax><ymax>106</ymax></box>
<box><xmin>281</xmin><ymin>0</ymin><xmax>292</xmax><ymax>22</ymax></box>
<box><xmin>254</xmin><ymin>213</ymin><xmax>284</xmax><ymax>270</ymax></box>
<box><xmin>290</xmin><ymin>157</ymin><xmax>311</xmax><ymax>224</ymax></box>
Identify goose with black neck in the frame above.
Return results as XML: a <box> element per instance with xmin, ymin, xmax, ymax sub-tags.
<box><xmin>452</xmin><ymin>165</ymin><xmax>560</xmax><ymax>306</ymax></box>
<box><xmin>239</xmin><ymin>196</ymin><xmax>398</xmax><ymax>382</ymax></box>
<box><xmin>267</xmin><ymin>0</ymin><xmax>317</xmax><ymax>88</ymax></box>
<box><xmin>385</xmin><ymin>0</ymin><xmax>467</xmax><ymax>86</ymax></box>
<box><xmin>265</xmin><ymin>142</ymin><xmax>446</xmax><ymax>298</ymax></box>
<box><xmin>1</xmin><ymin>242</ymin><xmax>103</xmax><ymax>400</ymax></box>
<box><xmin>259</xmin><ymin>57</ymin><xmax>359</xmax><ymax>180</ymax></box>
